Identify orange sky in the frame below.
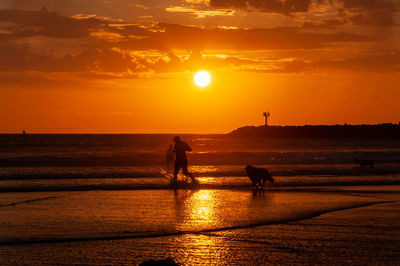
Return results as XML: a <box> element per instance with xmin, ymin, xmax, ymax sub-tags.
<box><xmin>0</xmin><ymin>1</ymin><xmax>399</xmax><ymax>133</ymax></box>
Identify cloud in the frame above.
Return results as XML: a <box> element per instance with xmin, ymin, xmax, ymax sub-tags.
<box><xmin>341</xmin><ymin>0</ymin><xmax>397</xmax><ymax>10</ymax></box>
<box><xmin>0</xmin><ymin>42</ymin><xmax>139</xmax><ymax>73</ymax></box>
<box><xmin>349</xmin><ymin>11</ymin><xmax>396</xmax><ymax>27</ymax></box>
<box><xmin>209</xmin><ymin>0</ymin><xmax>316</xmax><ymax>14</ymax></box>
<box><xmin>0</xmin><ymin>6</ymin><xmax>396</xmax><ymax>79</ymax></box>
<box><xmin>0</xmin><ymin>7</ymin><xmax>378</xmax><ymax>50</ymax></box>
<box><xmin>1</xmin><ymin>40</ymin><xmax>399</xmax><ymax>79</ymax></box>
<box><xmin>208</xmin><ymin>0</ymin><xmax>399</xmax><ymax>27</ymax></box>
<box><xmin>106</xmin><ymin>23</ymin><xmax>152</xmax><ymax>37</ymax></box>
<box><xmin>315</xmin><ymin>51</ymin><xmax>400</xmax><ymax>72</ymax></box>
<box><xmin>0</xmin><ymin>7</ymin><xmax>109</xmax><ymax>38</ymax></box>
<box><xmin>239</xmin><ymin>51</ymin><xmax>400</xmax><ymax>73</ymax></box>
<box><xmin>302</xmin><ymin>18</ymin><xmax>348</xmax><ymax>29</ymax></box>
<box><xmin>153</xmin><ymin>49</ymin><xmax>400</xmax><ymax>74</ymax></box>
<box><xmin>338</xmin><ymin>0</ymin><xmax>399</xmax><ymax>27</ymax></box>
<box><xmin>165</xmin><ymin>6</ymin><xmax>235</xmax><ymax>18</ymax></box>
<box><xmin>112</xmin><ymin>23</ymin><xmax>373</xmax><ymax>51</ymax></box>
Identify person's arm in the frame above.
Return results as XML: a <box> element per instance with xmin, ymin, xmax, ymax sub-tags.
<box><xmin>185</xmin><ymin>142</ymin><xmax>192</xmax><ymax>152</ymax></box>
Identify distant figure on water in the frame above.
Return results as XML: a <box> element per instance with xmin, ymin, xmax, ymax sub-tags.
<box><xmin>166</xmin><ymin>144</ymin><xmax>174</xmax><ymax>171</ymax></box>
<box><xmin>353</xmin><ymin>159</ymin><xmax>375</xmax><ymax>168</ymax></box>
<box><xmin>172</xmin><ymin>136</ymin><xmax>198</xmax><ymax>185</ymax></box>
<box><xmin>245</xmin><ymin>165</ymin><xmax>274</xmax><ymax>190</ymax></box>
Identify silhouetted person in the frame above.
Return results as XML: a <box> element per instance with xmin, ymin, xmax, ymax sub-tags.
<box><xmin>166</xmin><ymin>144</ymin><xmax>174</xmax><ymax>171</ymax></box>
<box><xmin>172</xmin><ymin>136</ymin><xmax>198</xmax><ymax>185</ymax></box>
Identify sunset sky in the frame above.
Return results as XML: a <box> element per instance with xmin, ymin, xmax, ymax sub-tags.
<box><xmin>0</xmin><ymin>0</ymin><xmax>399</xmax><ymax>133</ymax></box>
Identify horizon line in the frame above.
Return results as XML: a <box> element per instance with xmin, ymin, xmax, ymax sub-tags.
<box><xmin>2</xmin><ymin>122</ymin><xmax>400</xmax><ymax>135</ymax></box>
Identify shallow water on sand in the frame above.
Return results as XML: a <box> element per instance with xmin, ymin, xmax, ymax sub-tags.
<box><xmin>0</xmin><ymin>189</ymin><xmax>383</xmax><ymax>244</ymax></box>
<box><xmin>1</xmin><ymin>187</ymin><xmax>399</xmax><ymax>265</ymax></box>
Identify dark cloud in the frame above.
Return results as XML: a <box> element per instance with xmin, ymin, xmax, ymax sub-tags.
<box><xmin>302</xmin><ymin>18</ymin><xmax>348</xmax><ymax>29</ymax></box>
<box><xmin>154</xmin><ymin>49</ymin><xmax>400</xmax><ymax>74</ymax></box>
<box><xmin>0</xmin><ymin>7</ymin><xmax>108</xmax><ymax>38</ymax></box>
<box><xmin>210</xmin><ymin>0</ymin><xmax>399</xmax><ymax>13</ymax></box>
<box><xmin>244</xmin><ymin>51</ymin><xmax>400</xmax><ymax>73</ymax></box>
<box><xmin>210</xmin><ymin>0</ymin><xmax>314</xmax><ymax>14</ymax></box>
<box><xmin>0</xmin><ymin>6</ymin><xmax>395</xmax><ymax>78</ymax></box>
<box><xmin>0</xmin><ymin>7</ymin><xmax>378</xmax><ymax>50</ymax></box>
<box><xmin>341</xmin><ymin>0</ymin><xmax>396</xmax><ymax>10</ymax></box>
<box><xmin>209</xmin><ymin>0</ymin><xmax>399</xmax><ymax>27</ymax></box>
<box><xmin>1</xmin><ymin>40</ymin><xmax>399</xmax><ymax>77</ymax></box>
<box><xmin>349</xmin><ymin>10</ymin><xmax>396</xmax><ymax>27</ymax></box>
<box><xmin>112</xmin><ymin>23</ymin><xmax>373</xmax><ymax>51</ymax></box>
<box><xmin>339</xmin><ymin>0</ymin><xmax>398</xmax><ymax>27</ymax></box>
<box><xmin>107</xmin><ymin>24</ymin><xmax>151</xmax><ymax>37</ymax></box>
<box><xmin>316</xmin><ymin>51</ymin><xmax>400</xmax><ymax>72</ymax></box>
<box><xmin>0</xmin><ymin>40</ymin><xmax>212</xmax><ymax>75</ymax></box>
<box><xmin>0</xmin><ymin>42</ymin><xmax>139</xmax><ymax>73</ymax></box>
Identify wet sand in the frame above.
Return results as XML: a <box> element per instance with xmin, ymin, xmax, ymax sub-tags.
<box><xmin>0</xmin><ymin>186</ymin><xmax>399</xmax><ymax>265</ymax></box>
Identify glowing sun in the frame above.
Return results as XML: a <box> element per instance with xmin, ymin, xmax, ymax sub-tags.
<box><xmin>194</xmin><ymin>71</ymin><xmax>211</xmax><ymax>87</ymax></box>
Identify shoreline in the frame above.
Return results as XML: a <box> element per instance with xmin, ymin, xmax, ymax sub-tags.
<box><xmin>0</xmin><ymin>186</ymin><xmax>399</xmax><ymax>264</ymax></box>
<box><xmin>1</xmin><ymin>182</ymin><xmax>400</xmax><ymax>193</ymax></box>
<box><xmin>1</xmin><ymin>174</ymin><xmax>400</xmax><ymax>193</ymax></box>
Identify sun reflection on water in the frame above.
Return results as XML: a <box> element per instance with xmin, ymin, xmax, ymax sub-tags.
<box><xmin>173</xmin><ymin>234</ymin><xmax>230</xmax><ymax>265</ymax></box>
<box><xmin>190</xmin><ymin>165</ymin><xmax>217</xmax><ymax>173</ymax></box>
<box><xmin>174</xmin><ymin>190</ymin><xmax>219</xmax><ymax>231</ymax></box>
<box><xmin>169</xmin><ymin>189</ymin><xmax>277</xmax><ymax>264</ymax></box>
<box><xmin>172</xmin><ymin>189</ymin><xmax>231</xmax><ymax>265</ymax></box>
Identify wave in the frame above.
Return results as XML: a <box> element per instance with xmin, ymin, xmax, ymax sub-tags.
<box><xmin>1</xmin><ymin>176</ymin><xmax>400</xmax><ymax>193</ymax></box>
<box><xmin>1</xmin><ymin>150</ymin><xmax>400</xmax><ymax>167</ymax></box>
<box><xmin>1</xmin><ymin>163</ymin><xmax>400</xmax><ymax>180</ymax></box>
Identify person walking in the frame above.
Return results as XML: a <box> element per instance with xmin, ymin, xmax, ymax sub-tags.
<box><xmin>172</xmin><ymin>136</ymin><xmax>198</xmax><ymax>185</ymax></box>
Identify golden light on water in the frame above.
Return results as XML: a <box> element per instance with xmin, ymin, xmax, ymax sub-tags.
<box><xmin>174</xmin><ymin>190</ymin><xmax>217</xmax><ymax>231</ymax></box>
<box><xmin>194</xmin><ymin>71</ymin><xmax>211</xmax><ymax>87</ymax></box>
<box><xmin>191</xmin><ymin>190</ymin><xmax>213</xmax><ymax>224</ymax></box>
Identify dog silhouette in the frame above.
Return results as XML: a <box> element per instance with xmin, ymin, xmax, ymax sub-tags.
<box><xmin>245</xmin><ymin>165</ymin><xmax>274</xmax><ymax>189</ymax></box>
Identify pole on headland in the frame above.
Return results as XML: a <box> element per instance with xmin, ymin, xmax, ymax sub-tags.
<box><xmin>263</xmin><ymin>111</ymin><xmax>270</xmax><ymax>126</ymax></box>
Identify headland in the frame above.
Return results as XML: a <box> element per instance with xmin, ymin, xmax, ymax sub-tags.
<box><xmin>227</xmin><ymin>123</ymin><xmax>400</xmax><ymax>138</ymax></box>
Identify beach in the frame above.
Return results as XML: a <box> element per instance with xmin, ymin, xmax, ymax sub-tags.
<box><xmin>1</xmin><ymin>134</ymin><xmax>400</xmax><ymax>264</ymax></box>
<box><xmin>2</xmin><ymin>0</ymin><xmax>400</xmax><ymax>264</ymax></box>
<box><xmin>1</xmin><ymin>185</ymin><xmax>399</xmax><ymax>265</ymax></box>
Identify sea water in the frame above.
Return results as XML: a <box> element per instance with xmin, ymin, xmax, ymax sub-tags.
<box><xmin>0</xmin><ymin>134</ymin><xmax>400</xmax><ymax>191</ymax></box>
<box><xmin>0</xmin><ymin>134</ymin><xmax>400</xmax><ymax>264</ymax></box>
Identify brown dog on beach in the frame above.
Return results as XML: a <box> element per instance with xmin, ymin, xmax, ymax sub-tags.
<box><xmin>245</xmin><ymin>165</ymin><xmax>274</xmax><ymax>189</ymax></box>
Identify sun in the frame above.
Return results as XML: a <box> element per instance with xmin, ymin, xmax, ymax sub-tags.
<box><xmin>194</xmin><ymin>71</ymin><xmax>211</xmax><ymax>87</ymax></box>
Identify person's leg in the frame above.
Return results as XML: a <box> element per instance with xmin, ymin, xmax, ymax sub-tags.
<box><xmin>173</xmin><ymin>161</ymin><xmax>180</xmax><ymax>181</ymax></box>
<box><xmin>182</xmin><ymin>161</ymin><xmax>198</xmax><ymax>184</ymax></box>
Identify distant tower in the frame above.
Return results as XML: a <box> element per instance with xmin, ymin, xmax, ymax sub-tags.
<box><xmin>263</xmin><ymin>111</ymin><xmax>270</xmax><ymax>126</ymax></box>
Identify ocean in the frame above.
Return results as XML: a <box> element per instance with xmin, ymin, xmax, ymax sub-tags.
<box><xmin>0</xmin><ymin>134</ymin><xmax>400</xmax><ymax>191</ymax></box>
<box><xmin>1</xmin><ymin>134</ymin><xmax>400</xmax><ymax>264</ymax></box>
